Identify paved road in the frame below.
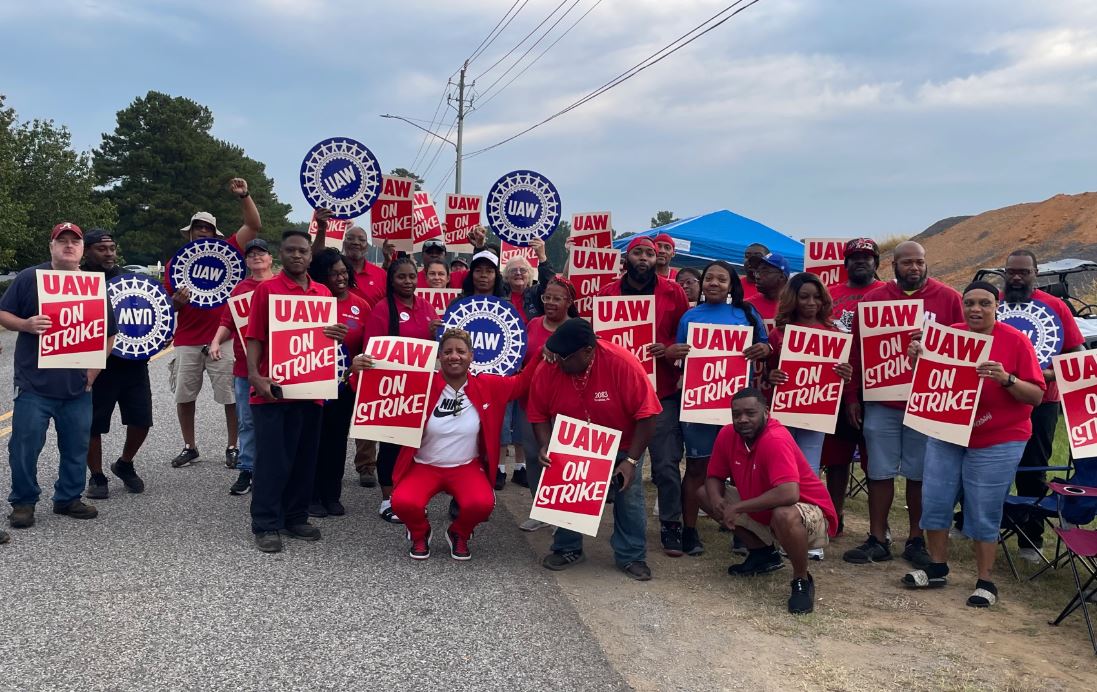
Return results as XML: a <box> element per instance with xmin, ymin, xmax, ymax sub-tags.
<box><xmin>0</xmin><ymin>330</ymin><xmax>628</xmax><ymax>691</ymax></box>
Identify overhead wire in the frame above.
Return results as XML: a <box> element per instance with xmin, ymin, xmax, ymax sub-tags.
<box><xmin>473</xmin><ymin>0</ymin><xmax>570</xmax><ymax>81</ymax></box>
<box><xmin>467</xmin><ymin>0</ymin><xmax>532</xmax><ymax>67</ymax></box>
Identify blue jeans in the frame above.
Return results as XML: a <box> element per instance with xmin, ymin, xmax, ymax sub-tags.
<box><xmin>921</xmin><ymin>438</ymin><xmax>1026</xmax><ymax>543</ymax></box>
<box><xmin>516</xmin><ymin>404</ymin><xmax>542</xmax><ymax>498</ymax></box>
<box><xmin>234</xmin><ymin>377</ymin><xmax>256</xmax><ymax>472</ymax></box>
<box><xmin>863</xmin><ymin>402</ymin><xmax>927</xmax><ymax>481</ymax></box>
<box><xmin>789</xmin><ymin>427</ymin><xmax>825</xmax><ymax>476</ymax></box>
<box><xmin>552</xmin><ymin>453</ymin><xmax>647</xmax><ymax>566</ymax></box>
<box><xmin>7</xmin><ymin>388</ymin><xmax>92</xmax><ymax>506</ymax></box>
<box><xmin>501</xmin><ymin>400</ymin><xmax>521</xmax><ymax>446</ymax></box>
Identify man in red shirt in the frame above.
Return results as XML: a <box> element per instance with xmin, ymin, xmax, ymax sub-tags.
<box><xmin>529</xmin><ymin>318</ymin><xmax>662</xmax><ymax>581</ymax></box>
<box><xmin>740</xmin><ymin>242</ymin><xmax>769</xmax><ymax>302</ymax></box>
<box><xmin>597</xmin><ymin>236</ymin><xmax>690</xmax><ymax>556</ymax></box>
<box><xmin>702</xmin><ymin>388</ymin><xmax>838</xmax><ymax>614</ymax></box>
<box><xmin>1000</xmin><ymin>249</ymin><xmax>1086</xmax><ymax>561</ymax></box>
<box><xmin>165</xmin><ymin>178</ymin><xmax>260</xmax><ymax>470</ymax></box>
<box><xmin>654</xmin><ymin>233</ymin><xmax>678</xmax><ymax>280</ymax></box>
<box><xmin>745</xmin><ymin>252</ymin><xmax>788</xmax><ymax>326</ymax></box>
<box><xmin>245</xmin><ymin>230</ymin><xmax>347</xmax><ymax>553</ymax></box>
<box><xmin>843</xmin><ymin>240</ymin><xmax>963</xmax><ymax>567</ymax></box>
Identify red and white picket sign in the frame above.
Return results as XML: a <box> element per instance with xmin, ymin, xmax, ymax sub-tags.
<box><xmin>904</xmin><ymin>321</ymin><xmax>991</xmax><ymax>445</ymax></box>
<box><xmin>571</xmin><ymin>212</ymin><xmax>613</xmax><ymax>248</ymax></box>
<box><xmin>803</xmin><ymin>238</ymin><xmax>849</xmax><ymax>289</ymax></box>
<box><xmin>568</xmin><ymin>245</ymin><xmax>620</xmax><ymax>319</ymax></box>
<box><xmin>1053</xmin><ymin>351</ymin><xmax>1097</xmax><ymax>459</ymax></box>
<box><xmin>370</xmin><ymin>175</ymin><xmax>415</xmax><ymax>252</ymax></box>
<box><xmin>419</xmin><ymin>288</ymin><xmax>462</xmax><ymax>317</ymax></box>
<box><xmin>679</xmin><ymin>324</ymin><xmax>752</xmax><ymax>425</ymax></box>
<box><xmin>349</xmin><ymin>336</ymin><xmax>439</xmax><ymax>446</ymax></box>
<box><xmin>412</xmin><ymin>191</ymin><xmax>444</xmax><ymax>253</ymax></box>
<box><xmin>858</xmin><ymin>299</ymin><xmax>924</xmax><ymax>401</ymax></box>
<box><xmin>36</xmin><ymin>269</ymin><xmax>109</xmax><ymax>369</ymax></box>
<box><xmin>444</xmin><ymin>194</ymin><xmax>481</xmax><ymax>253</ymax></box>
<box><xmin>771</xmin><ymin>325</ymin><xmax>852</xmax><ymax>434</ymax></box>
<box><xmin>228</xmin><ymin>291</ymin><xmax>254</xmax><ymax>344</ymax></box>
<box><xmin>593</xmin><ymin>296</ymin><xmax>656</xmax><ymax>390</ymax></box>
<box><xmin>500</xmin><ymin>242</ymin><xmax>539</xmax><ymax>268</ymax></box>
<box><xmin>267</xmin><ymin>295</ymin><xmax>338</xmax><ymax>399</ymax></box>
<box><xmin>307</xmin><ymin>213</ymin><xmax>352</xmax><ymax>251</ymax></box>
<box><xmin>530</xmin><ymin>414</ymin><xmax>622</xmax><ymax>537</ymax></box>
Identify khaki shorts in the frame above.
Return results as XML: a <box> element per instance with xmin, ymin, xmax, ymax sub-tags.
<box><xmin>726</xmin><ymin>486</ymin><xmax>830</xmax><ymax>550</ymax></box>
<box><xmin>354</xmin><ymin>438</ymin><xmax>377</xmax><ymax>472</ymax></box>
<box><xmin>168</xmin><ymin>344</ymin><xmax>235</xmax><ymax>405</ymax></box>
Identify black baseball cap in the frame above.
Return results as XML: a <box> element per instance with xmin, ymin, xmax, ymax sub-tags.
<box><xmin>244</xmin><ymin>238</ymin><xmax>270</xmax><ymax>255</ymax></box>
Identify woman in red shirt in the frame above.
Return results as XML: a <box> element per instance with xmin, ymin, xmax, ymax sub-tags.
<box><xmin>362</xmin><ymin>256</ymin><xmax>443</xmax><ymax>522</ymax></box>
<box><xmin>352</xmin><ymin>329</ymin><xmax>533</xmax><ymax>560</ymax></box>
<box><xmin>902</xmin><ymin>281</ymin><xmax>1045</xmax><ymax>608</ymax></box>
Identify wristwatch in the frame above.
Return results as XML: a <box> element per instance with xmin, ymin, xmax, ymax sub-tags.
<box><xmin>1003</xmin><ymin>373</ymin><xmax>1016</xmax><ymax>388</ymax></box>
<box><xmin>238</xmin><ymin>191</ymin><xmax>250</xmax><ymax>199</ymax></box>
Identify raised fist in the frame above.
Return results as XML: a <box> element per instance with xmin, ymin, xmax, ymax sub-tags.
<box><xmin>229</xmin><ymin>178</ymin><xmax>249</xmax><ymax>197</ymax></box>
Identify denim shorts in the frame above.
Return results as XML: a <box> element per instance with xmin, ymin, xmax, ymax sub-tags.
<box><xmin>501</xmin><ymin>400</ymin><xmax>521</xmax><ymax>446</ymax></box>
<box><xmin>789</xmin><ymin>427</ymin><xmax>825</xmax><ymax>476</ymax></box>
<box><xmin>863</xmin><ymin>403</ymin><xmax>927</xmax><ymax>481</ymax></box>
<box><xmin>920</xmin><ymin>438</ymin><xmax>1026</xmax><ymax>542</ymax></box>
<box><xmin>681</xmin><ymin>422</ymin><xmax>722</xmax><ymax>460</ymax></box>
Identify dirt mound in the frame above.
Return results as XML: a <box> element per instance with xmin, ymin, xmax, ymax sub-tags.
<box><xmin>907</xmin><ymin>192</ymin><xmax>1097</xmax><ymax>287</ymax></box>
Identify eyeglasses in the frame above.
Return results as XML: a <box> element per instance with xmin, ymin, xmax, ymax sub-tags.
<box><xmin>541</xmin><ymin>293</ymin><xmax>569</xmax><ymax>304</ymax></box>
<box><xmin>510</xmin><ymin>269</ymin><xmax>529</xmax><ymax>276</ymax></box>
<box><xmin>678</xmin><ymin>277</ymin><xmax>699</xmax><ymax>285</ymax></box>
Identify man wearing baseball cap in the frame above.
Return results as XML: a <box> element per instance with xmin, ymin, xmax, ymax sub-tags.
<box><xmin>597</xmin><ymin>236</ymin><xmax>691</xmax><ymax>556</ymax></box>
<box><xmin>745</xmin><ymin>252</ymin><xmax>790</xmax><ymax>325</ymax></box>
<box><xmin>654</xmin><ymin>233</ymin><xmax>678</xmax><ymax>280</ymax></box>
<box><xmin>80</xmin><ymin>229</ymin><xmax>153</xmax><ymax>499</ymax></box>
<box><xmin>741</xmin><ymin>243</ymin><xmax>769</xmax><ymax>301</ymax></box>
<box><xmin>1</xmin><ymin>222</ymin><xmax>118</xmax><ymax>531</ymax></box>
<box><xmin>164</xmin><ymin>178</ymin><xmax>261</xmax><ymax>470</ymax></box>
<box><xmin>416</xmin><ymin>226</ymin><xmax>487</xmax><ymax>289</ymax></box>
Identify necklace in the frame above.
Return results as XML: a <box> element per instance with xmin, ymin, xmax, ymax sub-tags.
<box><xmin>569</xmin><ymin>351</ymin><xmax>596</xmax><ymax>423</ymax></box>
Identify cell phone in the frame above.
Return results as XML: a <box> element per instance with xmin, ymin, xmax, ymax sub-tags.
<box><xmin>270</xmin><ymin>384</ymin><xmax>284</xmax><ymax>399</ymax></box>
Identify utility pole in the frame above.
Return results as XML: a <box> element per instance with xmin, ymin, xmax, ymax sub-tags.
<box><xmin>452</xmin><ymin>60</ymin><xmax>471</xmax><ymax>194</ymax></box>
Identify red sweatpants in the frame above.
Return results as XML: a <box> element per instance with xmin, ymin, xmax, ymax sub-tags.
<box><xmin>391</xmin><ymin>460</ymin><xmax>496</xmax><ymax>540</ymax></box>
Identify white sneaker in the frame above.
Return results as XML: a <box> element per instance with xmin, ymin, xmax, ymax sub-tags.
<box><xmin>520</xmin><ymin>518</ymin><xmax>549</xmax><ymax>532</ymax></box>
<box><xmin>1018</xmin><ymin>547</ymin><xmax>1044</xmax><ymax>565</ymax></box>
<box><xmin>808</xmin><ymin>548</ymin><xmax>825</xmax><ymax>561</ymax></box>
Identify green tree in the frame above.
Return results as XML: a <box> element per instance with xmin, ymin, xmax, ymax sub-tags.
<box><xmin>93</xmin><ymin>91</ymin><xmax>291</xmax><ymax>264</ymax></box>
<box><xmin>544</xmin><ymin>220</ymin><xmax>571</xmax><ymax>269</ymax></box>
<box><xmin>650</xmin><ymin>210</ymin><xmax>678</xmax><ymax>228</ymax></box>
<box><xmin>0</xmin><ymin>95</ymin><xmax>115</xmax><ymax>269</ymax></box>
<box><xmin>389</xmin><ymin>167</ymin><xmax>424</xmax><ymax>191</ymax></box>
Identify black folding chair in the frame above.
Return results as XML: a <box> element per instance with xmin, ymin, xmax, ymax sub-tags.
<box><xmin>998</xmin><ymin>463</ymin><xmax>1072</xmax><ymax>580</ymax></box>
<box><xmin>1045</xmin><ymin>481</ymin><xmax>1097</xmax><ymax>656</ymax></box>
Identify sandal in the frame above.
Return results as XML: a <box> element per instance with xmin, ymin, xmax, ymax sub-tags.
<box><xmin>901</xmin><ymin>569</ymin><xmax>947</xmax><ymax>588</ymax></box>
<box><xmin>379</xmin><ymin>506</ymin><xmax>403</xmax><ymax>524</ymax></box>
<box><xmin>967</xmin><ymin>587</ymin><xmax>997</xmax><ymax>608</ymax></box>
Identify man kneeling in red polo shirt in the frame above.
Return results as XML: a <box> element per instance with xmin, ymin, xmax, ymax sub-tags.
<box><xmin>700</xmin><ymin>388</ymin><xmax>839</xmax><ymax>614</ymax></box>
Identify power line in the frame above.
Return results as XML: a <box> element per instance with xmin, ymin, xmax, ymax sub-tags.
<box><xmin>466</xmin><ymin>0</ymin><xmax>763</xmax><ymax>159</ymax></box>
<box><xmin>474</xmin><ymin>0</ymin><xmax>570</xmax><ymax>81</ymax></box>
<box><xmin>475</xmin><ymin>0</ymin><xmax>604</xmax><ymax>110</ymax></box>
<box><xmin>409</xmin><ymin>87</ymin><xmax>450</xmax><ymax>172</ymax></box>
<box><xmin>432</xmin><ymin>161</ymin><xmax>458</xmax><ymax>200</ymax></box>
<box><xmin>420</xmin><ymin>117</ymin><xmax>459</xmax><ymax>181</ymax></box>
<box><xmin>467</xmin><ymin>0</ymin><xmax>532</xmax><ymax>67</ymax></box>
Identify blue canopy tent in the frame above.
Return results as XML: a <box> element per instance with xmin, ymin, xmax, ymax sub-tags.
<box><xmin>612</xmin><ymin>209</ymin><xmax>804</xmax><ymax>271</ymax></box>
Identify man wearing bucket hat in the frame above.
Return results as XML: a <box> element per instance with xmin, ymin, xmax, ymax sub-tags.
<box><xmin>164</xmin><ymin>178</ymin><xmax>261</xmax><ymax>470</ymax></box>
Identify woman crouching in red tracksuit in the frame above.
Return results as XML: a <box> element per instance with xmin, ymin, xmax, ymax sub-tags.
<box><xmin>351</xmin><ymin>328</ymin><xmax>534</xmax><ymax>561</ymax></box>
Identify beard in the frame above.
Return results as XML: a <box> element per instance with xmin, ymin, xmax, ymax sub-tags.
<box><xmin>896</xmin><ymin>271</ymin><xmax>926</xmax><ymax>292</ymax></box>
<box><xmin>1003</xmin><ymin>284</ymin><xmax>1031</xmax><ymax>302</ymax></box>
<box><xmin>627</xmin><ymin>262</ymin><xmax>654</xmax><ymax>284</ymax></box>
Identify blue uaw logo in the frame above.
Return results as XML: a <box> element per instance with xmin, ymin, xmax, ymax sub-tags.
<box><xmin>336</xmin><ymin>344</ymin><xmax>349</xmax><ymax>383</ymax></box>
<box><xmin>441</xmin><ymin>296</ymin><xmax>527</xmax><ymax>375</ymax></box>
<box><xmin>108</xmin><ymin>274</ymin><xmax>175</xmax><ymax>360</ymax></box>
<box><xmin>169</xmin><ymin>237</ymin><xmax>245</xmax><ymax>309</ymax></box>
<box><xmin>300</xmin><ymin>137</ymin><xmax>382</xmax><ymax>220</ymax></box>
<box><xmin>998</xmin><ymin>299</ymin><xmax>1064</xmax><ymax>369</ymax></box>
<box><xmin>485</xmin><ymin>170</ymin><xmax>561</xmax><ymax>247</ymax></box>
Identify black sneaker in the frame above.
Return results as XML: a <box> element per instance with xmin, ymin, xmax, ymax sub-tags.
<box><xmin>86</xmin><ymin>473</ymin><xmax>109</xmax><ymax>500</ymax></box>
<box><xmin>542</xmin><ymin>551</ymin><xmax>586</xmax><ymax>571</ymax></box>
<box><xmin>282</xmin><ymin>523</ymin><xmax>321</xmax><ymax>541</ymax></box>
<box><xmin>229</xmin><ymin>470</ymin><xmax>252</xmax><ymax>495</ymax></box>
<box><xmin>661</xmin><ymin>521</ymin><xmax>684</xmax><ymax>557</ymax></box>
<box><xmin>110</xmin><ymin>459</ymin><xmax>145</xmax><ymax>493</ymax></box>
<box><xmin>0</xmin><ymin>529</ymin><xmax>9</xmax><ymax>544</ymax></box>
<box><xmin>255</xmin><ymin>531</ymin><xmax>283</xmax><ymax>553</ymax></box>
<box><xmin>447</xmin><ymin>528</ymin><xmax>472</xmax><ymax>561</ymax></box>
<box><xmin>308</xmin><ymin>502</ymin><xmax>328</xmax><ymax>518</ymax></box>
<box><xmin>682</xmin><ymin>526</ymin><xmax>705</xmax><ymax>556</ymax></box>
<box><xmin>8</xmin><ymin>505</ymin><xmax>34</xmax><ymax>529</ymax></box>
<box><xmin>728</xmin><ymin>547</ymin><xmax>784</xmax><ymax>576</ymax></box>
<box><xmin>408</xmin><ymin>528</ymin><xmax>431</xmax><ymax>560</ymax></box>
<box><xmin>621</xmin><ymin>560</ymin><xmax>652</xmax><ymax>581</ymax></box>
<box><xmin>902</xmin><ymin>536</ymin><xmax>932</xmax><ymax>568</ymax></box>
<box><xmin>358</xmin><ymin>469</ymin><xmax>378</xmax><ymax>488</ymax></box>
<box><xmin>170</xmin><ymin>446</ymin><xmax>199</xmax><ymax>468</ymax></box>
<box><xmin>53</xmin><ymin>499</ymin><xmax>98</xmax><ymax>520</ymax></box>
<box><xmin>842</xmin><ymin>535</ymin><xmax>893</xmax><ymax>564</ymax></box>
<box><xmin>494</xmin><ymin>470</ymin><xmax>507</xmax><ymax>491</ymax></box>
<box><xmin>512</xmin><ymin>467</ymin><xmax>529</xmax><ymax>488</ymax></box>
<box><xmin>788</xmin><ymin>574</ymin><xmax>815</xmax><ymax>614</ymax></box>
<box><xmin>325</xmin><ymin>500</ymin><xmax>346</xmax><ymax>516</ymax></box>
<box><xmin>225</xmin><ymin>447</ymin><xmax>240</xmax><ymax>469</ymax></box>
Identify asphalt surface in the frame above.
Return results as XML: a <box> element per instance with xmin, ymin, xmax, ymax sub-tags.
<box><xmin>0</xmin><ymin>329</ymin><xmax>628</xmax><ymax>691</ymax></box>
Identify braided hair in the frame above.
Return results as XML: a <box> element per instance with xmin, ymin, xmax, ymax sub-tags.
<box><xmin>385</xmin><ymin>256</ymin><xmax>418</xmax><ymax>337</ymax></box>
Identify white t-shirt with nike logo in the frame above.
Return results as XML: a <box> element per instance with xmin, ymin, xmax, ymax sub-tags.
<box><xmin>415</xmin><ymin>383</ymin><xmax>481</xmax><ymax>467</ymax></box>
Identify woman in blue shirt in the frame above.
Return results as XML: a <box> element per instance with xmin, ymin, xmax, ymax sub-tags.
<box><xmin>665</xmin><ymin>260</ymin><xmax>771</xmax><ymax>555</ymax></box>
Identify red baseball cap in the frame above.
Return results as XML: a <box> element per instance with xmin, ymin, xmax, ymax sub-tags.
<box><xmin>844</xmin><ymin>237</ymin><xmax>880</xmax><ymax>259</ymax></box>
<box><xmin>654</xmin><ymin>233</ymin><xmax>675</xmax><ymax>249</ymax></box>
<box><xmin>51</xmin><ymin>222</ymin><xmax>83</xmax><ymax>240</ymax></box>
<box><xmin>626</xmin><ymin>236</ymin><xmax>657</xmax><ymax>252</ymax></box>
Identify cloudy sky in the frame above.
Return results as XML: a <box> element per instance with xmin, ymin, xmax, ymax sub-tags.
<box><xmin>3</xmin><ymin>0</ymin><xmax>1096</xmax><ymax>239</ymax></box>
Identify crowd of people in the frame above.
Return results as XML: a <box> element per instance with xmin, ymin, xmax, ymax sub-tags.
<box><xmin>1</xmin><ymin>180</ymin><xmax>1088</xmax><ymax>616</ymax></box>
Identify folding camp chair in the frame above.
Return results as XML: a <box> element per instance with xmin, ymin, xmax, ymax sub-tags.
<box><xmin>998</xmin><ymin>462</ymin><xmax>1073</xmax><ymax>580</ymax></box>
<box><xmin>1046</xmin><ymin>481</ymin><xmax>1097</xmax><ymax>656</ymax></box>
<box><xmin>845</xmin><ymin>448</ymin><xmax>869</xmax><ymax>499</ymax></box>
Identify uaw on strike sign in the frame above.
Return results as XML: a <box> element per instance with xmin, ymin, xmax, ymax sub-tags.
<box><xmin>370</xmin><ymin>175</ymin><xmax>415</xmax><ymax>252</ymax></box>
<box><xmin>530</xmin><ymin>415</ymin><xmax>622</xmax><ymax>537</ymax></box>
<box><xmin>803</xmin><ymin>238</ymin><xmax>849</xmax><ymax>289</ymax></box>
<box><xmin>1053</xmin><ymin>351</ymin><xmax>1097</xmax><ymax>459</ymax></box>
<box><xmin>268</xmin><ymin>296</ymin><xmax>338</xmax><ymax>399</ymax></box>
<box><xmin>679</xmin><ymin>324</ymin><xmax>752</xmax><ymax>425</ymax></box>
<box><xmin>37</xmin><ymin>270</ymin><xmax>109</xmax><ymax>369</ymax></box>
<box><xmin>412</xmin><ymin>192</ymin><xmax>443</xmax><ymax>252</ymax></box>
<box><xmin>419</xmin><ymin>288</ymin><xmax>462</xmax><ymax>317</ymax></box>
<box><xmin>228</xmin><ymin>291</ymin><xmax>253</xmax><ymax>344</ymax></box>
<box><xmin>858</xmin><ymin>299</ymin><xmax>923</xmax><ymax>401</ymax></box>
<box><xmin>770</xmin><ymin>325</ymin><xmax>852</xmax><ymax>434</ymax></box>
<box><xmin>349</xmin><ymin>337</ymin><xmax>438</xmax><ymax>447</ymax></box>
<box><xmin>307</xmin><ymin>214</ymin><xmax>352</xmax><ymax>251</ymax></box>
<box><xmin>445</xmin><ymin>194</ymin><xmax>481</xmax><ymax>254</ymax></box>
<box><xmin>904</xmin><ymin>321</ymin><xmax>991</xmax><ymax>446</ymax></box>
<box><xmin>593</xmin><ymin>296</ymin><xmax>656</xmax><ymax>389</ymax></box>
<box><xmin>568</xmin><ymin>246</ymin><xmax>620</xmax><ymax>319</ymax></box>
<box><xmin>571</xmin><ymin>212</ymin><xmax>613</xmax><ymax>248</ymax></box>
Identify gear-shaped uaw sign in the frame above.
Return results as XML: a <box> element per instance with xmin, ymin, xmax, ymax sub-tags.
<box><xmin>300</xmin><ymin>137</ymin><xmax>383</xmax><ymax>220</ymax></box>
<box><xmin>108</xmin><ymin>273</ymin><xmax>175</xmax><ymax>360</ymax></box>
<box><xmin>169</xmin><ymin>237</ymin><xmax>245</xmax><ymax>309</ymax></box>
<box><xmin>441</xmin><ymin>296</ymin><xmax>527</xmax><ymax>375</ymax></box>
<box><xmin>998</xmin><ymin>299</ymin><xmax>1065</xmax><ymax>369</ymax></box>
<box><xmin>485</xmin><ymin>170</ymin><xmax>561</xmax><ymax>247</ymax></box>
